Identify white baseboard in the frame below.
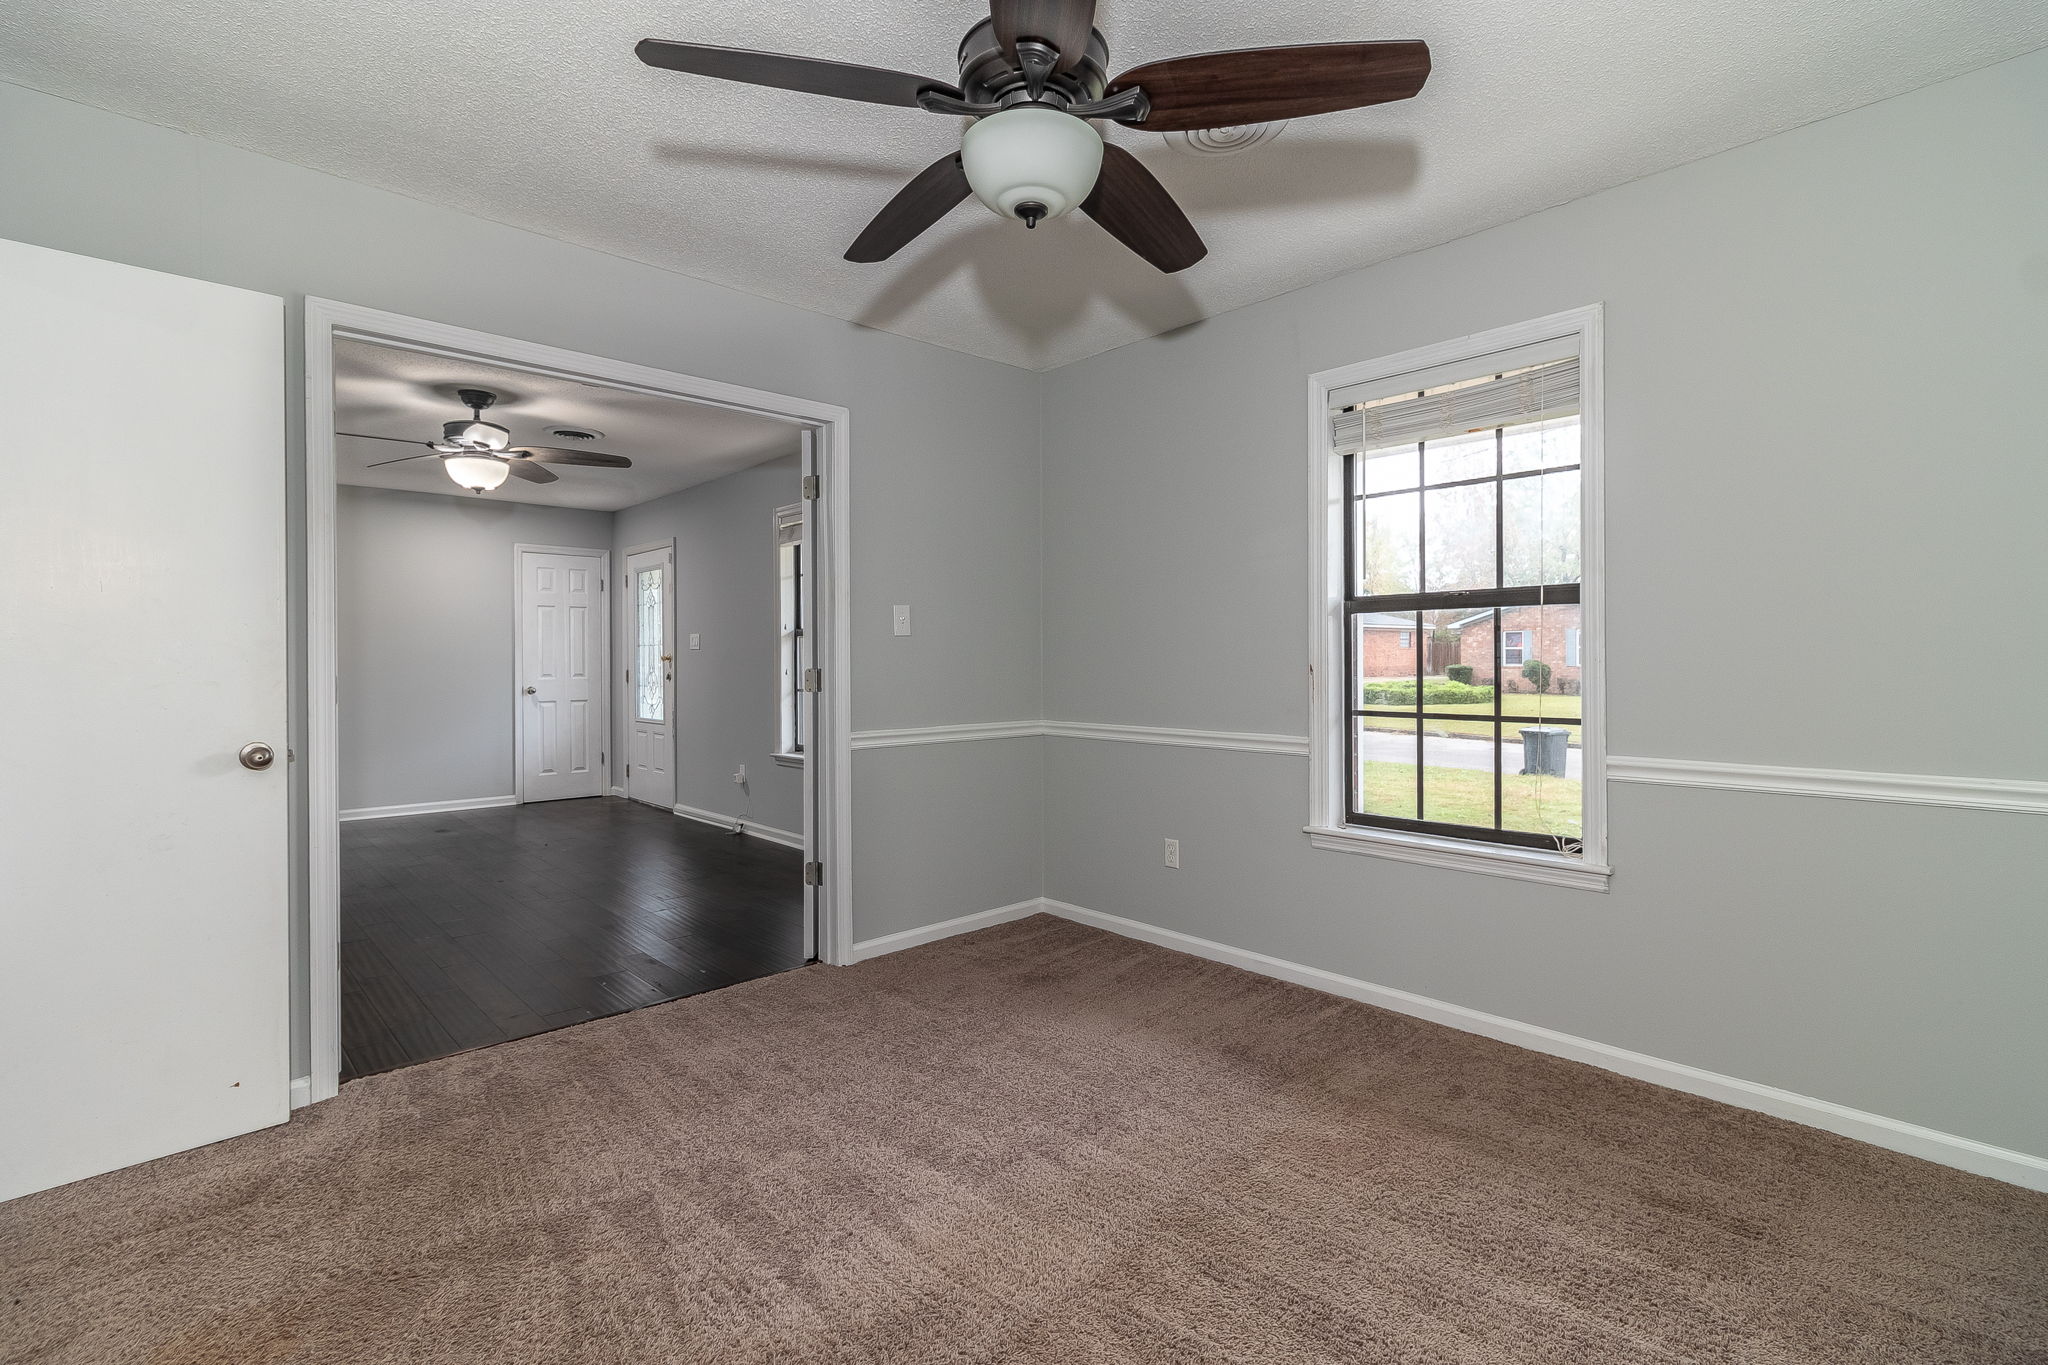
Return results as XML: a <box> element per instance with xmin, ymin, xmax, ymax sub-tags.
<box><xmin>608</xmin><ymin>785</ymin><xmax>626</xmax><ymax>797</ymax></box>
<box><xmin>288</xmin><ymin>1076</ymin><xmax>312</xmax><ymax>1110</ymax></box>
<box><xmin>848</xmin><ymin>899</ymin><xmax>1044</xmax><ymax>962</ymax></box>
<box><xmin>670</xmin><ymin>802</ymin><xmax>804</xmax><ymax>850</ymax></box>
<box><xmin>339</xmin><ymin>794</ymin><xmax>517</xmax><ymax>822</ymax></box>
<box><xmin>1034</xmin><ymin>898</ymin><xmax>2048</xmax><ymax>1193</ymax></box>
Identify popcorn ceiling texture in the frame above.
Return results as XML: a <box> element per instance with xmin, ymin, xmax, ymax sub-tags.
<box><xmin>3</xmin><ymin>915</ymin><xmax>2044</xmax><ymax>1363</ymax></box>
<box><xmin>2</xmin><ymin>0</ymin><xmax>2044</xmax><ymax>369</ymax></box>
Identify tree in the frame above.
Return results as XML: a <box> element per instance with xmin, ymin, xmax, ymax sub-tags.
<box><xmin>1522</xmin><ymin>659</ymin><xmax>1553</xmax><ymax>694</ymax></box>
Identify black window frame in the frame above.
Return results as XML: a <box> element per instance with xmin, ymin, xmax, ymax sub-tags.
<box><xmin>1341</xmin><ymin>419</ymin><xmax>1582</xmax><ymax>853</ymax></box>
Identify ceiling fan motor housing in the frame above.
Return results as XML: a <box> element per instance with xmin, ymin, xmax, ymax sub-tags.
<box><xmin>956</xmin><ymin>19</ymin><xmax>1108</xmax><ymax>108</ymax></box>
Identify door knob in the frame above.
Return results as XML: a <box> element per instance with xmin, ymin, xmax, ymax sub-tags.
<box><xmin>524</xmin><ymin>686</ymin><xmax>537</xmax><ymax>695</ymax></box>
<box><xmin>238</xmin><ymin>742</ymin><xmax>275</xmax><ymax>771</ymax></box>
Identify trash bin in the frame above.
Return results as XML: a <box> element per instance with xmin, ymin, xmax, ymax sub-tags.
<box><xmin>1519</xmin><ymin>726</ymin><xmax>1569</xmax><ymax>777</ymax></box>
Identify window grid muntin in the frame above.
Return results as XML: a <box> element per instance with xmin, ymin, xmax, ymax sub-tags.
<box><xmin>1343</xmin><ymin>418</ymin><xmax>1583</xmax><ymax>852</ymax></box>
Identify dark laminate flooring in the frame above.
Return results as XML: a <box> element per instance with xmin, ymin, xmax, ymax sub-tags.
<box><xmin>340</xmin><ymin>796</ymin><xmax>805</xmax><ymax>1081</ymax></box>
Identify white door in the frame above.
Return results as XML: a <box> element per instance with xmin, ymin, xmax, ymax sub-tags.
<box><xmin>0</xmin><ymin>239</ymin><xmax>288</xmax><ymax>1202</ymax></box>
<box><xmin>625</xmin><ymin>545</ymin><xmax>676</xmax><ymax>809</ymax></box>
<box><xmin>517</xmin><ymin>546</ymin><xmax>607</xmax><ymax>802</ymax></box>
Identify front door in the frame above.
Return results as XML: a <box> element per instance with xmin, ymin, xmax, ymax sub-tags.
<box><xmin>0</xmin><ymin>238</ymin><xmax>289</xmax><ymax>1202</ymax></box>
<box><xmin>625</xmin><ymin>545</ymin><xmax>676</xmax><ymax>809</ymax></box>
<box><xmin>516</xmin><ymin>546</ymin><xmax>607</xmax><ymax>803</ymax></box>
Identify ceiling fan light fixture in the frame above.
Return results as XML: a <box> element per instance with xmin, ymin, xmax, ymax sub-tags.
<box><xmin>444</xmin><ymin>455</ymin><xmax>510</xmax><ymax>492</ymax></box>
<box><xmin>444</xmin><ymin>419</ymin><xmax>512</xmax><ymax>451</ymax></box>
<box><xmin>960</xmin><ymin>106</ymin><xmax>1103</xmax><ymax>224</ymax></box>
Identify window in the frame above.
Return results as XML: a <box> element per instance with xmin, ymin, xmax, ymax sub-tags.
<box><xmin>1310</xmin><ymin>309</ymin><xmax>1606</xmax><ymax>889</ymax></box>
<box><xmin>775</xmin><ymin>503</ymin><xmax>805</xmax><ymax>760</ymax></box>
<box><xmin>634</xmin><ymin>565</ymin><xmax>665</xmax><ymax>724</ymax></box>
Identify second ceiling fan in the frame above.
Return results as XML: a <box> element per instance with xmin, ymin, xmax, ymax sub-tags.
<box><xmin>637</xmin><ymin>0</ymin><xmax>1430</xmax><ymax>273</ymax></box>
<box><xmin>343</xmin><ymin>389</ymin><xmax>633</xmax><ymax>494</ymax></box>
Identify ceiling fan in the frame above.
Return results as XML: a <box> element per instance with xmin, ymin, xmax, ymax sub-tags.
<box><xmin>635</xmin><ymin>1</ymin><xmax>1430</xmax><ymax>273</ymax></box>
<box><xmin>340</xmin><ymin>389</ymin><xmax>634</xmax><ymax>493</ymax></box>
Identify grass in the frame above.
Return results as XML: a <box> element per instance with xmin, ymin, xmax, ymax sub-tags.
<box><xmin>1360</xmin><ymin>762</ymin><xmax>1581</xmax><ymax>840</ymax></box>
<box><xmin>1360</xmin><ymin>678</ymin><xmax>1582</xmax><ymax>745</ymax></box>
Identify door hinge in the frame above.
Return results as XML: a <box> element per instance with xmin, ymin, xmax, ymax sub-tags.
<box><xmin>801</xmin><ymin>474</ymin><xmax>820</xmax><ymax>500</ymax></box>
<box><xmin>802</xmin><ymin>667</ymin><xmax>822</xmax><ymax>693</ymax></box>
<box><xmin>804</xmin><ymin>861</ymin><xmax>824</xmax><ymax>886</ymax></box>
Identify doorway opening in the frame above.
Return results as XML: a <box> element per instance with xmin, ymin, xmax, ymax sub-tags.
<box><xmin>305</xmin><ymin>303</ymin><xmax>850</xmax><ymax>1099</ymax></box>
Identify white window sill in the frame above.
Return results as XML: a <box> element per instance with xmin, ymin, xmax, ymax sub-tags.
<box><xmin>772</xmin><ymin>752</ymin><xmax>805</xmax><ymax>769</ymax></box>
<box><xmin>1304</xmin><ymin>824</ymin><xmax>1610</xmax><ymax>892</ymax></box>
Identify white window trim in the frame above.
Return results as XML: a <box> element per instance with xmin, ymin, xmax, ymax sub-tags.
<box><xmin>775</xmin><ymin>502</ymin><xmax>805</xmax><ymax>762</ymax></box>
<box><xmin>1306</xmin><ymin>305</ymin><xmax>1609</xmax><ymax>891</ymax></box>
<box><xmin>1501</xmin><ymin>629</ymin><xmax>1528</xmax><ymax>669</ymax></box>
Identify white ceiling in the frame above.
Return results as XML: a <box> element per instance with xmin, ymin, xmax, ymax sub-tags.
<box><xmin>5</xmin><ymin>2</ymin><xmax>2043</xmax><ymax>370</ymax></box>
<box><xmin>334</xmin><ymin>339</ymin><xmax>800</xmax><ymax>511</ymax></box>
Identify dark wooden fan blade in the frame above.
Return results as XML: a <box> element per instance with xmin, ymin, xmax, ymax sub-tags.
<box><xmin>1081</xmin><ymin>144</ymin><xmax>1207</xmax><ymax>273</ymax></box>
<box><xmin>991</xmin><ymin>0</ymin><xmax>1096</xmax><ymax>73</ymax></box>
<box><xmin>505</xmin><ymin>460</ymin><xmax>558</xmax><ymax>484</ymax></box>
<box><xmin>1108</xmin><ymin>41</ymin><xmax>1430</xmax><ymax>132</ymax></box>
<box><xmin>364</xmin><ymin>451</ymin><xmax>436</xmax><ymax>468</ymax></box>
<box><xmin>635</xmin><ymin>40</ymin><xmax>960</xmax><ymax>107</ymax></box>
<box><xmin>338</xmin><ymin>430</ymin><xmax>428</xmax><ymax>446</ymax></box>
<box><xmin>511</xmin><ymin>447</ymin><xmax>633</xmax><ymax>468</ymax></box>
<box><xmin>845</xmin><ymin>154</ymin><xmax>972</xmax><ymax>263</ymax></box>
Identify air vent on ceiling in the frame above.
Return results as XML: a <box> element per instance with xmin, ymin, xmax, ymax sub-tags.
<box><xmin>1164</xmin><ymin>122</ymin><xmax>1288</xmax><ymax>157</ymax></box>
<box><xmin>548</xmin><ymin>426</ymin><xmax>604</xmax><ymax>441</ymax></box>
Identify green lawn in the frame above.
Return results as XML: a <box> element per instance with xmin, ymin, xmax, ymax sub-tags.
<box><xmin>1360</xmin><ymin>761</ymin><xmax>1581</xmax><ymax>840</ymax></box>
<box><xmin>1360</xmin><ymin>679</ymin><xmax>1582</xmax><ymax>745</ymax></box>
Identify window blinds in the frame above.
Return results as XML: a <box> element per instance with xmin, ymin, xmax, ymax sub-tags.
<box><xmin>774</xmin><ymin>503</ymin><xmax>804</xmax><ymax>547</ymax></box>
<box><xmin>1331</xmin><ymin>356</ymin><xmax>1579</xmax><ymax>455</ymax></box>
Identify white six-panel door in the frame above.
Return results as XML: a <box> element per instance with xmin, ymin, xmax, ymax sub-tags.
<box><xmin>624</xmin><ymin>545</ymin><xmax>676</xmax><ymax>809</ymax></box>
<box><xmin>0</xmin><ymin>239</ymin><xmax>289</xmax><ymax>1202</ymax></box>
<box><xmin>516</xmin><ymin>546</ymin><xmax>607</xmax><ymax>803</ymax></box>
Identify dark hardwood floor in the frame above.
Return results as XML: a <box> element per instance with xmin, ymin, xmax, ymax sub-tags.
<box><xmin>341</xmin><ymin>796</ymin><xmax>806</xmax><ymax>1081</ymax></box>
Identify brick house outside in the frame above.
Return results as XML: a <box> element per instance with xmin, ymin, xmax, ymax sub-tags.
<box><xmin>1452</xmin><ymin>604</ymin><xmax>1582</xmax><ymax>693</ymax></box>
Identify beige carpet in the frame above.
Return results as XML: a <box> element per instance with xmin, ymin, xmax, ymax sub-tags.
<box><xmin>3</xmin><ymin>914</ymin><xmax>2044</xmax><ymax>1364</ymax></box>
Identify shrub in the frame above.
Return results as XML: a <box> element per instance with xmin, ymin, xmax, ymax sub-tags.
<box><xmin>1445</xmin><ymin>665</ymin><xmax>1475</xmax><ymax>685</ymax></box>
<box><xmin>1522</xmin><ymin>659</ymin><xmax>1554</xmax><ymax>694</ymax></box>
<box><xmin>1360</xmin><ymin>680</ymin><xmax>1496</xmax><ymax>707</ymax></box>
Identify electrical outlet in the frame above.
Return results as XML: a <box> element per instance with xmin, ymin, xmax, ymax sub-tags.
<box><xmin>688</xmin><ymin>633</ymin><xmax>701</xmax><ymax>650</ymax></box>
<box><xmin>1163</xmin><ymin>838</ymin><xmax>1180</xmax><ymax>869</ymax></box>
<box><xmin>733</xmin><ymin>765</ymin><xmax>747</xmax><ymax>784</ymax></box>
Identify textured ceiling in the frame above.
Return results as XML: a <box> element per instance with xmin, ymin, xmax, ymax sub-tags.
<box><xmin>335</xmin><ymin>339</ymin><xmax>799</xmax><ymax>511</ymax></box>
<box><xmin>4</xmin><ymin>1</ymin><xmax>2043</xmax><ymax>369</ymax></box>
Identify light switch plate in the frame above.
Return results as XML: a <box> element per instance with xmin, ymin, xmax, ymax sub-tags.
<box><xmin>688</xmin><ymin>633</ymin><xmax>701</xmax><ymax>650</ymax></box>
<box><xmin>892</xmin><ymin>605</ymin><xmax>911</xmax><ymax>636</ymax></box>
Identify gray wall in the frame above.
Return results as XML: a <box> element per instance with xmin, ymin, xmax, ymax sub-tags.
<box><xmin>613</xmin><ymin>455</ymin><xmax>804</xmax><ymax>834</ymax></box>
<box><xmin>0</xmin><ymin>79</ymin><xmax>1044</xmax><ymax>1080</ymax></box>
<box><xmin>337</xmin><ymin>486</ymin><xmax>612</xmax><ymax>812</ymax></box>
<box><xmin>1037</xmin><ymin>51</ymin><xmax>2048</xmax><ymax>1157</ymax></box>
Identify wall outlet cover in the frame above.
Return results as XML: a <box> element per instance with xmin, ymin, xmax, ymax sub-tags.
<box><xmin>1164</xmin><ymin>838</ymin><xmax>1180</xmax><ymax>869</ymax></box>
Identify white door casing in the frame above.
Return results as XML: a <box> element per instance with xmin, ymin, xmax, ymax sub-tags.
<box><xmin>306</xmin><ymin>300</ymin><xmax>855</xmax><ymax>1101</ymax></box>
<box><xmin>624</xmin><ymin>543</ymin><xmax>676</xmax><ymax>809</ymax></box>
<box><xmin>516</xmin><ymin>545</ymin><xmax>608</xmax><ymax>803</ymax></box>
<box><xmin>0</xmin><ymin>238</ymin><xmax>289</xmax><ymax>1202</ymax></box>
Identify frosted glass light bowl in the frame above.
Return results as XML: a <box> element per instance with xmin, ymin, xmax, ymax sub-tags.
<box><xmin>961</xmin><ymin>107</ymin><xmax>1105</xmax><ymax>224</ymax></box>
